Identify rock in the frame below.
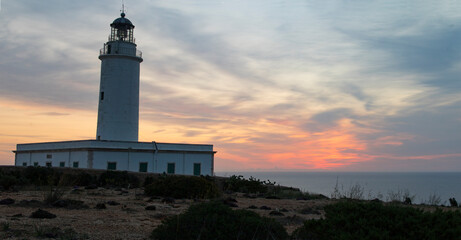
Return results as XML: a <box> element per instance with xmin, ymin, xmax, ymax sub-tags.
<box><xmin>52</xmin><ymin>199</ymin><xmax>88</xmax><ymax>209</ymax></box>
<box><xmin>243</xmin><ymin>193</ymin><xmax>257</xmax><ymax>199</ymax></box>
<box><xmin>145</xmin><ymin>205</ymin><xmax>156</xmax><ymax>211</ymax></box>
<box><xmin>280</xmin><ymin>208</ymin><xmax>289</xmax><ymax>212</ymax></box>
<box><xmin>223</xmin><ymin>201</ymin><xmax>238</xmax><ymax>208</ymax></box>
<box><xmin>299</xmin><ymin>207</ymin><xmax>321</xmax><ymax>215</ymax></box>
<box><xmin>30</xmin><ymin>209</ymin><xmax>56</xmax><ymax>219</ymax></box>
<box><xmin>225</xmin><ymin>197</ymin><xmax>238</xmax><ymax>203</ymax></box>
<box><xmin>265</xmin><ymin>196</ymin><xmax>280</xmax><ymax>199</ymax></box>
<box><xmin>248</xmin><ymin>205</ymin><xmax>258</xmax><ymax>209</ymax></box>
<box><xmin>107</xmin><ymin>200</ymin><xmax>120</xmax><ymax>206</ymax></box>
<box><xmin>269</xmin><ymin>211</ymin><xmax>284</xmax><ymax>216</ymax></box>
<box><xmin>18</xmin><ymin>199</ymin><xmax>42</xmax><ymax>207</ymax></box>
<box><xmin>84</xmin><ymin>184</ymin><xmax>98</xmax><ymax>190</ymax></box>
<box><xmin>162</xmin><ymin>197</ymin><xmax>175</xmax><ymax>204</ymax></box>
<box><xmin>259</xmin><ymin>206</ymin><xmax>271</xmax><ymax>210</ymax></box>
<box><xmin>222</xmin><ymin>198</ymin><xmax>238</xmax><ymax>208</ymax></box>
<box><xmin>12</xmin><ymin>213</ymin><xmax>23</xmax><ymax>218</ymax></box>
<box><xmin>0</xmin><ymin>198</ymin><xmax>15</xmax><ymax>205</ymax></box>
<box><xmin>95</xmin><ymin>203</ymin><xmax>106</xmax><ymax>209</ymax></box>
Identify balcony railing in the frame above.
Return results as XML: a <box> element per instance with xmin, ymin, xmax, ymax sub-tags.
<box><xmin>99</xmin><ymin>45</ymin><xmax>142</xmax><ymax>58</ymax></box>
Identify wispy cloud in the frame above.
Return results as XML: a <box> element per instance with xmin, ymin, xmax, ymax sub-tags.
<box><xmin>1</xmin><ymin>0</ymin><xmax>460</xmax><ymax>170</ymax></box>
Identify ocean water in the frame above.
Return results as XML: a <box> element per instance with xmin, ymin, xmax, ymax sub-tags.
<box><xmin>216</xmin><ymin>172</ymin><xmax>461</xmax><ymax>204</ymax></box>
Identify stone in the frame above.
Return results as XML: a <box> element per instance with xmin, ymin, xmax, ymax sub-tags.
<box><xmin>95</xmin><ymin>203</ymin><xmax>106</xmax><ymax>209</ymax></box>
<box><xmin>30</xmin><ymin>209</ymin><xmax>56</xmax><ymax>219</ymax></box>
<box><xmin>0</xmin><ymin>198</ymin><xmax>15</xmax><ymax>205</ymax></box>
<box><xmin>145</xmin><ymin>205</ymin><xmax>156</xmax><ymax>211</ymax></box>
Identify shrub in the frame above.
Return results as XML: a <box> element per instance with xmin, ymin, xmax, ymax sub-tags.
<box><xmin>24</xmin><ymin>166</ymin><xmax>61</xmax><ymax>186</ymax></box>
<box><xmin>223</xmin><ymin>175</ymin><xmax>268</xmax><ymax>194</ymax></box>
<box><xmin>292</xmin><ymin>201</ymin><xmax>461</xmax><ymax>240</ymax></box>
<box><xmin>143</xmin><ymin>176</ymin><xmax>154</xmax><ymax>187</ymax></box>
<box><xmin>98</xmin><ymin>171</ymin><xmax>140</xmax><ymax>188</ymax></box>
<box><xmin>151</xmin><ymin>201</ymin><xmax>288</xmax><ymax>240</ymax></box>
<box><xmin>0</xmin><ymin>174</ymin><xmax>20</xmax><ymax>190</ymax></box>
<box><xmin>144</xmin><ymin>174</ymin><xmax>220</xmax><ymax>199</ymax></box>
<box><xmin>72</xmin><ymin>172</ymin><xmax>97</xmax><ymax>186</ymax></box>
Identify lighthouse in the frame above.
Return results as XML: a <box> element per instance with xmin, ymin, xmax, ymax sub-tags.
<box><xmin>96</xmin><ymin>11</ymin><xmax>143</xmax><ymax>142</ymax></box>
<box><xmin>14</xmin><ymin>10</ymin><xmax>215</xmax><ymax>176</ymax></box>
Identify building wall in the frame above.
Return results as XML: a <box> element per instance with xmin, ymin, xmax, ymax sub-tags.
<box><xmin>15</xmin><ymin>141</ymin><xmax>214</xmax><ymax>176</ymax></box>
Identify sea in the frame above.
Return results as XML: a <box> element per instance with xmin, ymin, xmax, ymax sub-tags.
<box><xmin>216</xmin><ymin>172</ymin><xmax>461</xmax><ymax>204</ymax></box>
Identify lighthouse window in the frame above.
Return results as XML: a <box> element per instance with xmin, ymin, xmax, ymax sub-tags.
<box><xmin>47</xmin><ymin>154</ymin><xmax>52</xmax><ymax>159</ymax></box>
<box><xmin>101</xmin><ymin>92</ymin><xmax>104</xmax><ymax>100</ymax></box>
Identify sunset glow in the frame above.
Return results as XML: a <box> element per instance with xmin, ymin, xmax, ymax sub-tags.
<box><xmin>1</xmin><ymin>1</ymin><xmax>461</xmax><ymax>171</ymax></box>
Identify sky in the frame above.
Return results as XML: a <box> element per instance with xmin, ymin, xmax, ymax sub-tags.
<box><xmin>0</xmin><ymin>0</ymin><xmax>460</xmax><ymax>171</ymax></box>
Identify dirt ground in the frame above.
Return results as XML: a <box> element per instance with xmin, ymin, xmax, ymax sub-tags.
<box><xmin>0</xmin><ymin>187</ymin><xmax>334</xmax><ymax>239</ymax></box>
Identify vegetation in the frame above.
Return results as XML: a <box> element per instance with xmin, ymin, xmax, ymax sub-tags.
<box><xmin>98</xmin><ymin>170</ymin><xmax>140</xmax><ymax>188</ymax></box>
<box><xmin>223</xmin><ymin>175</ymin><xmax>270</xmax><ymax>194</ymax></box>
<box><xmin>292</xmin><ymin>201</ymin><xmax>461</xmax><ymax>240</ymax></box>
<box><xmin>151</xmin><ymin>201</ymin><xmax>288</xmax><ymax>240</ymax></box>
<box><xmin>144</xmin><ymin>174</ymin><xmax>220</xmax><ymax>199</ymax></box>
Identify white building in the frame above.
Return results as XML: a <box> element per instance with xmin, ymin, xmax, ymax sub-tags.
<box><xmin>13</xmin><ymin>11</ymin><xmax>215</xmax><ymax>176</ymax></box>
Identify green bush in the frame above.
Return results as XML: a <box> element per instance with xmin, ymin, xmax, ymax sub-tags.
<box><xmin>292</xmin><ymin>201</ymin><xmax>461</xmax><ymax>240</ymax></box>
<box><xmin>223</xmin><ymin>175</ymin><xmax>268</xmax><ymax>194</ymax></box>
<box><xmin>0</xmin><ymin>174</ymin><xmax>20</xmax><ymax>190</ymax></box>
<box><xmin>24</xmin><ymin>166</ymin><xmax>61</xmax><ymax>186</ymax></box>
<box><xmin>72</xmin><ymin>172</ymin><xmax>97</xmax><ymax>186</ymax></box>
<box><xmin>144</xmin><ymin>174</ymin><xmax>220</xmax><ymax>199</ymax></box>
<box><xmin>151</xmin><ymin>201</ymin><xmax>288</xmax><ymax>240</ymax></box>
<box><xmin>98</xmin><ymin>171</ymin><xmax>140</xmax><ymax>188</ymax></box>
<box><xmin>143</xmin><ymin>176</ymin><xmax>154</xmax><ymax>187</ymax></box>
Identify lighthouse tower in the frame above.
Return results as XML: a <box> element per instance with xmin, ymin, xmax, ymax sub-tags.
<box><xmin>14</xmin><ymin>9</ymin><xmax>215</xmax><ymax>176</ymax></box>
<box><xmin>96</xmin><ymin>11</ymin><xmax>143</xmax><ymax>142</ymax></box>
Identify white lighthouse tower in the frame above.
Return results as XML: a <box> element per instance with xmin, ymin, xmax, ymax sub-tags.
<box><xmin>96</xmin><ymin>11</ymin><xmax>143</xmax><ymax>142</ymax></box>
<box><xmin>14</xmin><ymin>10</ymin><xmax>215</xmax><ymax>176</ymax></box>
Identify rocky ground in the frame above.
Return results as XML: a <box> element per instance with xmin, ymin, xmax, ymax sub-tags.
<box><xmin>0</xmin><ymin>187</ymin><xmax>334</xmax><ymax>239</ymax></box>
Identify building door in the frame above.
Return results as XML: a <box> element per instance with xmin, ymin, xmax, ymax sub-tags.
<box><xmin>139</xmin><ymin>162</ymin><xmax>148</xmax><ymax>172</ymax></box>
<box><xmin>193</xmin><ymin>163</ymin><xmax>201</xmax><ymax>176</ymax></box>
<box><xmin>167</xmin><ymin>163</ymin><xmax>175</xmax><ymax>174</ymax></box>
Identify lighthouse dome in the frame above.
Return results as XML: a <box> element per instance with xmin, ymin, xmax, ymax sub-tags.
<box><xmin>111</xmin><ymin>12</ymin><xmax>134</xmax><ymax>29</ymax></box>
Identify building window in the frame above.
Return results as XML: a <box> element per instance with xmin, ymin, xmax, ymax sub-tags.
<box><xmin>100</xmin><ymin>92</ymin><xmax>104</xmax><ymax>100</ymax></box>
<box><xmin>73</xmin><ymin>161</ymin><xmax>79</xmax><ymax>168</ymax></box>
<box><xmin>193</xmin><ymin>163</ymin><xmax>201</xmax><ymax>176</ymax></box>
<box><xmin>46</xmin><ymin>154</ymin><xmax>52</xmax><ymax>159</ymax></box>
<box><xmin>107</xmin><ymin>162</ymin><xmax>117</xmax><ymax>170</ymax></box>
<box><xmin>167</xmin><ymin>163</ymin><xmax>175</xmax><ymax>174</ymax></box>
<box><xmin>22</xmin><ymin>162</ymin><xmax>27</xmax><ymax>167</ymax></box>
<box><xmin>59</xmin><ymin>162</ymin><xmax>65</xmax><ymax>167</ymax></box>
<box><xmin>34</xmin><ymin>162</ymin><xmax>38</xmax><ymax>167</ymax></box>
<box><xmin>139</xmin><ymin>162</ymin><xmax>148</xmax><ymax>172</ymax></box>
<box><xmin>46</xmin><ymin>162</ymin><xmax>52</xmax><ymax>167</ymax></box>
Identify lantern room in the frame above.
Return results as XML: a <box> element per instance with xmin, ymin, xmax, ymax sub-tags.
<box><xmin>109</xmin><ymin>12</ymin><xmax>135</xmax><ymax>43</ymax></box>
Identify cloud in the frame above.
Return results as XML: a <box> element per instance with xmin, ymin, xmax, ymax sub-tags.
<box><xmin>1</xmin><ymin>0</ymin><xmax>460</xmax><ymax>171</ymax></box>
